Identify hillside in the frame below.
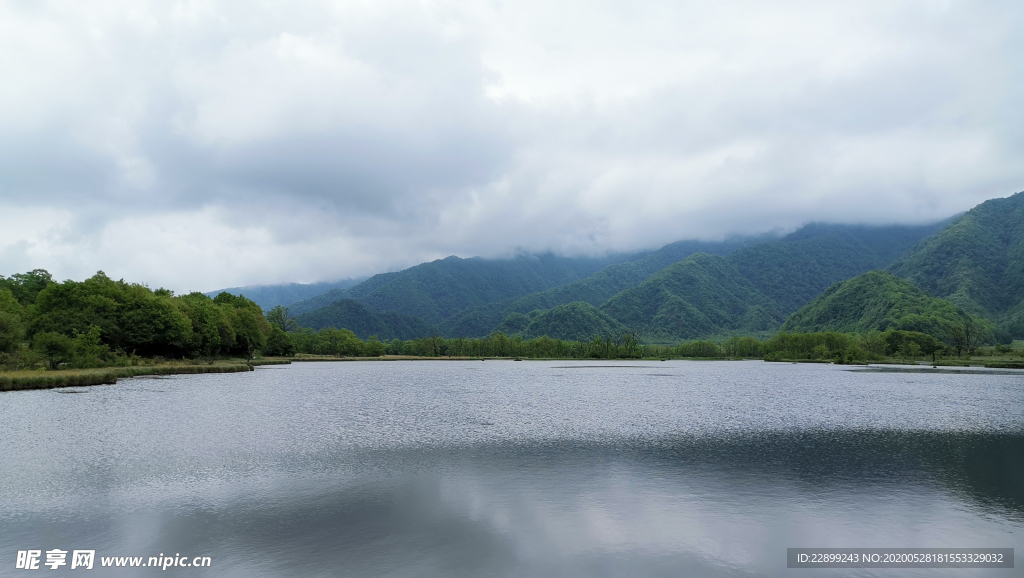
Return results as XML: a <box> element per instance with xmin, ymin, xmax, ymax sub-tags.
<box><xmin>494</xmin><ymin>302</ymin><xmax>627</xmax><ymax>341</ymax></box>
<box><xmin>507</xmin><ymin>221</ymin><xmax>950</xmax><ymax>342</ymax></box>
<box><xmin>289</xmin><ymin>217</ymin><xmax>954</xmax><ymax>342</ymax></box>
<box><xmin>729</xmin><ymin>221</ymin><xmax>952</xmax><ymax>312</ymax></box>
<box><xmin>293</xmin><ymin>299</ymin><xmax>437</xmax><ymax>340</ymax></box>
<box><xmin>444</xmin><ymin>236</ymin><xmax>766</xmax><ymax>336</ymax></box>
<box><xmin>206</xmin><ymin>279</ymin><xmax>363</xmax><ymax>311</ymax></box>
<box><xmin>287</xmin><ymin>252</ymin><xmax>631</xmax><ymax>321</ymax></box>
<box><xmin>780</xmin><ymin>271</ymin><xmax>964</xmax><ymax>337</ymax></box>
<box><xmin>889</xmin><ymin>191</ymin><xmax>1024</xmax><ymax>338</ymax></box>
<box><xmin>600</xmin><ymin>253</ymin><xmax>784</xmax><ymax>340</ymax></box>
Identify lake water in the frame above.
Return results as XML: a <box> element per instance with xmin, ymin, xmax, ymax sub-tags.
<box><xmin>1</xmin><ymin>360</ymin><xmax>1022</xmax><ymax>577</ymax></box>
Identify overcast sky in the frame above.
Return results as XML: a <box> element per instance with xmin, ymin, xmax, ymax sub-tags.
<box><xmin>1</xmin><ymin>0</ymin><xmax>1022</xmax><ymax>293</ymax></box>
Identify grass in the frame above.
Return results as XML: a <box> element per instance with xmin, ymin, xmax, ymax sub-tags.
<box><xmin>0</xmin><ymin>359</ymin><xmax>269</xmax><ymax>392</ymax></box>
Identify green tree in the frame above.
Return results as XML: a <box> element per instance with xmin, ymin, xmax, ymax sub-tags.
<box><xmin>264</xmin><ymin>326</ymin><xmax>295</xmax><ymax>356</ymax></box>
<box><xmin>177</xmin><ymin>293</ymin><xmax>232</xmax><ymax>362</ymax></box>
<box><xmin>32</xmin><ymin>331</ymin><xmax>74</xmax><ymax>369</ymax></box>
<box><xmin>364</xmin><ymin>336</ymin><xmax>387</xmax><ymax>356</ymax></box>
<box><xmin>229</xmin><ymin>306</ymin><xmax>271</xmax><ymax>360</ymax></box>
<box><xmin>0</xmin><ymin>269</ymin><xmax>53</xmax><ymax>305</ymax></box>
<box><xmin>0</xmin><ymin>288</ymin><xmax>26</xmax><ymax>368</ymax></box>
<box><xmin>69</xmin><ymin>325</ymin><xmax>111</xmax><ymax>367</ymax></box>
<box><xmin>266</xmin><ymin>305</ymin><xmax>298</xmax><ymax>332</ymax></box>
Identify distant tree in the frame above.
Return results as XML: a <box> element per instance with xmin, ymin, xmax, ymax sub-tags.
<box><xmin>0</xmin><ymin>289</ymin><xmax>25</xmax><ymax>368</ymax></box>
<box><xmin>266</xmin><ymin>305</ymin><xmax>298</xmax><ymax>332</ymax></box>
<box><xmin>365</xmin><ymin>336</ymin><xmax>387</xmax><ymax>356</ymax></box>
<box><xmin>387</xmin><ymin>339</ymin><xmax>403</xmax><ymax>355</ymax></box>
<box><xmin>948</xmin><ymin>310</ymin><xmax>982</xmax><ymax>357</ymax></box>
<box><xmin>177</xmin><ymin>293</ymin><xmax>231</xmax><ymax>363</ymax></box>
<box><xmin>424</xmin><ymin>334</ymin><xmax>443</xmax><ymax>357</ymax></box>
<box><xmin>32</xmin><ymin>331</ymin><xmax>74</xmax><ymax>369</ymax></box>
<box><xmin>0</xmin><ymin>269</ymin><xmax>53</xmax><ymax>305</ymax></box>
<box><xmin>620</xmin><ymin>329</ymin><xmax>641</xmax><ymax>358</ymax></box>
<box><xmin>264</xmin><ymin>326</ymin><xmax>295</xmax><ymax>357</ymax></box>
<box><xmin>229</xmin><ymin>307</ymin><xmax>270</xmax><ymax>360</ymax></box>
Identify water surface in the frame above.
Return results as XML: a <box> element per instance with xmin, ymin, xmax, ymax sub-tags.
<box><xmin>1</xmin><ymin>360</ymin><xmax>1022</xmax><ymax>576</ymax></box>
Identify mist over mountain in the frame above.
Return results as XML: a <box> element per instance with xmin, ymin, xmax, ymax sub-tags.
<box><xmin>206</xmin><ymin>279</ymin><xmax>364</xmax><ymax>311</ymax></box>
<box><xmin>889</xmin><ymin>191</ymin><xmax>1024</xmax><ymax>337</ymax></box>
<box><xmin>291</xmin><ymin>218</ymin><xmax>954</xmax><ymax>342</ymax></box>
<box><xmin>287</xmin><ymin>252</ymin><xmax>634</xmax><ymax>320</ymax></box>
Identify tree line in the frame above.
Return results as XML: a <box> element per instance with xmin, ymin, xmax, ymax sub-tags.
<box><xmin>1</xmin><ymin>269</ymin><xmax>1000</xmax><ymax>371</ymax></box>
<box><xmin>1</xmin><ymin>270</ymin><xmax>271</xmax><ymax>370</ymax></box>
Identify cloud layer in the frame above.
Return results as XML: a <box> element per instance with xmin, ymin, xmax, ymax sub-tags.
<box><xmin>1</xmin><ymin>0</ymin><xmax>1022</xmax><ymax>292</ymax></box>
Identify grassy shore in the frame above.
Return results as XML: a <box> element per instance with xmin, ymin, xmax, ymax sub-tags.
<box><xmin>0</xmin><ymin>360</ymin><xmax>271</xmax><ymax>392</ymax></box>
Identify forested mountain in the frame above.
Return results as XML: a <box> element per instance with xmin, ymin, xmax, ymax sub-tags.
<box><xmin>276</xmin><ymin>214</ymin><xmax>958</xmax><ymax>343</ymax></box>
<box><xmin>730</xmin><ymin>221</ymin><xmax>952</xmax><ymax>312</ymax></box>
<box><xmin>888</xmin><ymin>191</ymin><xmax>1024</xmax><ymax>337</ymax></box>
<box><xmin>600</xmin><ymin>253</ymin><xmax>783</xmax><ymax>340</ymax></box>
<box><xmin>532</xmin><ymin>221</ymin><xmax>950</xmax><ymax>341</ymax></box>
<box><xmin>780</xmin><ymin>271</ymin><xmax>965</xmax><ymax>338</ymax></box>
<box><xmin>444</xmin><ymin>236</ymin><xmax>766</xmax><ymax>336</ymax></box>
<box><xmin>293</xmin><ymin>299</ymin><xmax>437</xmax><ymax>341</ymax></box>
<box><xmin>494</xmin><ymin>302</ymin><xmax>627</xmax><ymax>341</ymax></box>
<box><xmin>206</xmin><ymin>279</ymin><xmax>364</xmax><ymax>311</ymax></box>
<box><xmin>288</xmin><ymin>252</ymin><xmax>634</xmax><ymax>321</ymax></box>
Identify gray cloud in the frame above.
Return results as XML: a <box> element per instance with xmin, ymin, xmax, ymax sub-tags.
<box><xmin>0</xmin><ymin>0</ymin><xmax>1022</xmax><ymax>292</ymax></box>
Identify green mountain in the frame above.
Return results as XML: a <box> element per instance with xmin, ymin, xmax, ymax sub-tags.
<box><xmin>730</xmin><ymin>221</ymin><xmax>952</xmax><ymax>312</ymax></box>
<box><xmin>888</xmin><ymin>191</ymin><xmax>1024</xmax><ymax>337</ymax></box>
<box><xmin>206</xmin><ymin>279</ymin><xmax>364</xmax><ymax>311</ymax></box>
<box><xmin>444</xmin><ymin>236</ymin><xmax>766</xmax><ymax>336</ymax></box>
<box><xmin>598</xmin><ymin>221</ymin><xmax>951</xmax><ymax>340</ymax></box>
<box><xmin>780</xmin><ymin>271</ymin><xmax>963</xmax><ymax>337</ymax></box>
<box><xmin>290</xmin><ymin>218</ymin><xmax>953</xmax><ymax>342</ymax></box>
<box><xmin>293</xmin><ymin>299</ymin><xmax>437</xmax><ymax>341</ymax></box>
<box><xmin>600</xmin><ymin>253</ymin><xmax>784</xmax><ymax>340</ymax></box>
<box><xmin>288</xmin><ymin>252</ymin><xmax>631</xmax><ymax>322</ymax></box>
<box><xmin>494</xmin><ymin>302</ymin><xmax>627</xmax><ymax>341</ymax></box>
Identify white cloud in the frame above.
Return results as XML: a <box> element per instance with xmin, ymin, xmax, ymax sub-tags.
<box><xmin>0</xmin><ymin>0</ymin><xmax>1021</xmax><ymax>290</ymax></box>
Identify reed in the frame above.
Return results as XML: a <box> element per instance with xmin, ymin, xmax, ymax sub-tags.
<box><xmin>0</xmin><ymin>362</ymin><xmax>259</xmax><ymax>392</ymax></box>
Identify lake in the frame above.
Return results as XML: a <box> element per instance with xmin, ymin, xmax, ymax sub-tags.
<box><xmin>1</xmin><ymin>360</ymin><xmax>1022</xmax><ymax>576</ymax></box>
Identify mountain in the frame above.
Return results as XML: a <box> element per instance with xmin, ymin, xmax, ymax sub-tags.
<box><xmin>600</xmin><ymin>253</ymin><xmax>784</xmax><ymax>340</ymax></box>
<box><xmin>888</xmin><ymin>191</ymin><xmax>1024</xmax><ymax>337</ymax></box>
<box><xmin>289</xmin><ymin>216</ymin><xmax>955</xmax><ymax>343</ymax></box>
<box><xmin>595</xmin><ymin>221</ymin><xmax>952</xmax><ymax>341</ymax></box>
<box><xmin>780</xmin><ymin>271</ymin><xmax>964</xmax><ymax>338</ymax></box>
<box><xmin>206</xmin><ymin>279</ymin><xmax>363</xmax><ymax>311</ymax></box>
<box><xmin>729</xmin><ymin>221</ymin><xmax>953</xmax><ymax>312</ymax></box>
<box><xmin>289</xmin><ymin>252</ymin><xmax>634</xmax><ymax>321</ymax></box>
<box><xmin>444</xmin><ymin>236</ymin><xmax>769</xmax><ymax>337</ymax></box>
<box><xmin>293</xmin><ymin>299</ymin><xmax>437</xmax><ymax>341</ymax></box>
<box><xmin>494</xmin><ymin>302</ymin><xmax>627</xmax><ymax>341</ymax></box>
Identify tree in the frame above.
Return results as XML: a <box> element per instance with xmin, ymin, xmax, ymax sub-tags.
<box><xmin>177</xmin><ymin>293</ymin><xmax>230</xmax><ymax>363</ymax></box>
<box><xmin>0</xmin><ymin>269</ymin><xmax>53</xmax><ymax>305</ymax></box>
<box><xmin>620</xmin><ymin>329</ymin><xmax>641</xmax><ymax>358</ymax></box>
<box><xmin>264</xmin><ymin>326</ymin><xmax>295</xmax><ymax>356</ymax></box>
<box><xmin>364</xmin><ymin>336</ymin><xmax>387</xmax><ymax>356</ymax></box>
<box><xmin>32</xmin><ymin>332</ymin><xmax>73</xmax><ymax>369</ymax></box>
<box><xmin>229</xmin><ymin>307</ymin><xmax>270</xmax><ymax>360</ymax></box>
<box><xmin>266</xmin><ymin>305</ymin><xmax>298</xmax><ymax>332</ymax></box>
<box><xmin>118</xmin><ymin>284</ymin><xmax>192</xmax><ymax>356</ymax></box>
<box><xmin>948</xmin><ymin>310</ymin><xmax>982</xmax><ymax>357</ymax></box>
<box><xmin>0</xmin><ymin>288</ymin><xmax>24</xmax><ymax>357</ymax></box>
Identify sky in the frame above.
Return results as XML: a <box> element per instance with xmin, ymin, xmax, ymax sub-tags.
<box><xmin>1</xmin><ymin>0</ymin><xmax>1022</xmax><ymax>293</ymax></box>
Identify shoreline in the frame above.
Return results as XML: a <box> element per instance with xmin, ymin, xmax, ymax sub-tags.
<box><xmin>3</xmin><ymin>355</ymin><xmax>1019</xmax><ymax>393</ymax></box>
